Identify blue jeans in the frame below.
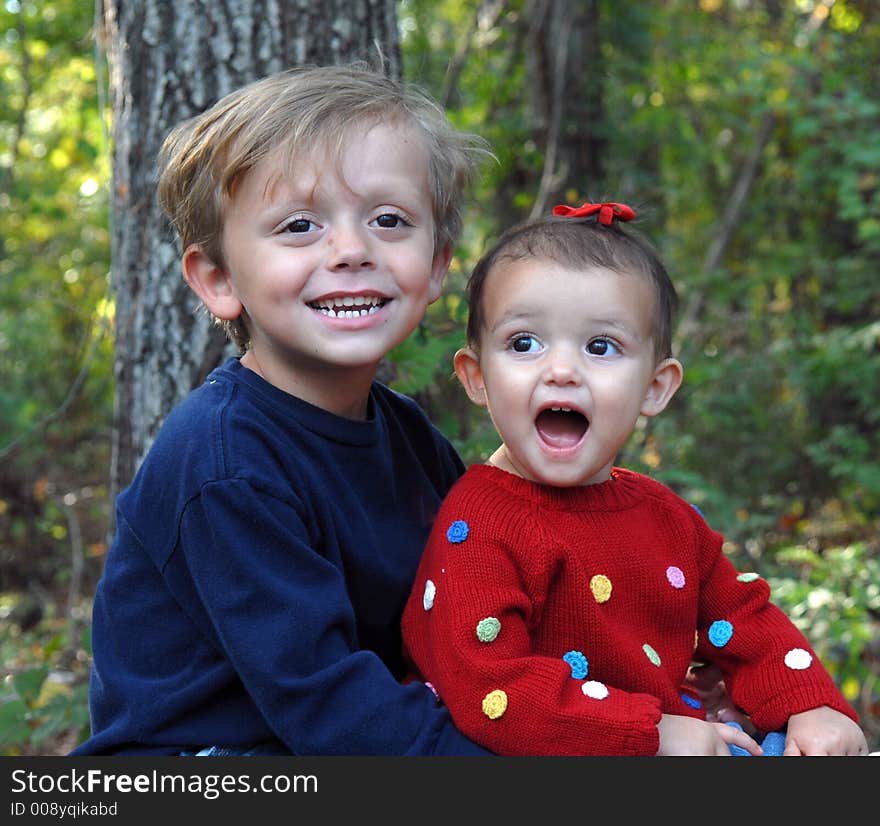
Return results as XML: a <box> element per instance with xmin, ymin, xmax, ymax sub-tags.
<box><xmin>181</xmin><ymin>743</ymin><xmax>289</xmax><ymax>756</ymax></box>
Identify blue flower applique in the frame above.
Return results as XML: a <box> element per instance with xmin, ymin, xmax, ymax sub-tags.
<box><xmin>708</xmin><ymin>620</ymin><xmax>733</xmax><ymax>648</ymax></box>
<box><xmin>562</xmin><ymin>650</ymin><xmax>589</xmax><ymax>679</ymax></box>
<box><xmin>446</xmin><ymin>520</ymin><xmax>469</xmax><ymax>544</ymax></box>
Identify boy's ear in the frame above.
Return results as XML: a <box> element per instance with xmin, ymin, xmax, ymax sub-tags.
<box><xmin>453</xmin><ymin>347</ymin><xmax>488</xmax><ymax>407</ymax></box>
<box><xmin>181</xmin><ymin>245</ymin><xmax>243</xmax><ymax>320</ymax></box>
<box><xmin>427</xmin><ymin>244</ymin><xmax>453</xmax><ymax>304</ymax></box>
<box><xmin>640</xmin><ymin>357</ymin><xmax>684</xmax><ymax>417</ymax></box>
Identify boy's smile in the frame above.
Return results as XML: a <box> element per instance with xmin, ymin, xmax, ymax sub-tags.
<box><xmin>454</xmin><ymin>257</ymin><xmax>682</xmax><ymax>487</ymax></box>
<box><xmin>185</xmin><ymin>122</ymin><xmax>449</xmax><ymax>419</ymax></box>
<box><xmin>308</xmin><ymin>293</ymin><xmax>389</xmax><ymax>320</ymax></box>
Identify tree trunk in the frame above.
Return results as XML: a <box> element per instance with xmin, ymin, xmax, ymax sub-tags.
<box><xmin>104</xmin><ymin>0</ymin><xmax>401</xmax><ymax>505</ymax></box>
<box><xmin>526</xmin><ymin>0</ymin><xmax>604</xmax><ymax>216</ymax></box>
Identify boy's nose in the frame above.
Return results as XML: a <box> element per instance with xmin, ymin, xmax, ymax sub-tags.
<box><xmin>326</xmin><ymin>222</ymin><xmax>375</xmax><ymax>271</ymax></box>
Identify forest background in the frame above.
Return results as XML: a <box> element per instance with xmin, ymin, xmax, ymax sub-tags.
<box><xmin>1</xmin><ymin>0</ymin><xmax>878</xmax><ymax>755</ymax></box>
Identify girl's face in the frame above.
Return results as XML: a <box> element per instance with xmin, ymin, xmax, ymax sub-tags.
<box><xmin>455</xmin><ymin>257</ymin><xmax>682</xmax><ymax>487</ymax></box>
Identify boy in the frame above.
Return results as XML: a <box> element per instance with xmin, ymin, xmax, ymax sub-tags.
<box><xmin>401</xmin><ymin>202</ymin><xmax>868</xmax><ymax>756</ymax></box>
<box><xmin>72</xmin><ymin>63</ymin><xmax>493</xmax><ymax>755</ymax></box>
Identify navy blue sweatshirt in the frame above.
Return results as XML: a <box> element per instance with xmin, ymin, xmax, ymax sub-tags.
<box><xmin>72</xmin><ymin>357</ymin><xmax>490</xmax><ymax>755</ymax></box>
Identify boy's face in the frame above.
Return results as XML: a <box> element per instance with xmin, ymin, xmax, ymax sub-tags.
<box><xmin>186</xmin><ymin>122</ymin><xmax>449</xmax><ymax>417</ymax></box>
<box><xmin>454</xmin><ymin>258</ymin><xmax>682</xmax><ymax>487</ymax></box>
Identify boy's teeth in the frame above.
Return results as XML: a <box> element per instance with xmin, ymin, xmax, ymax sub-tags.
<box><xmin>311</xmin><ymin>296</ymin><xmax>385</xmax><ymax>317</ymax></box>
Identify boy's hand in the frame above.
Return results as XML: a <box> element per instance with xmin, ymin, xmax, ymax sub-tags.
<box><xmin>782</xmin><ymin>706</ymin><xmax>869</xmax><ymax>756</ymax></box>
<box><xmin>656</xmin><ymin>713</ymin><xmax>763</xmax><ymax>756</ymax></box>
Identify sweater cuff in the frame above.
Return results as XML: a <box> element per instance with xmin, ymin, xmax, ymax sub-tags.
<box><xmin>750</xmin><ymin>688</ymin><xmax>859</xmax><ymax>733</ymax></box>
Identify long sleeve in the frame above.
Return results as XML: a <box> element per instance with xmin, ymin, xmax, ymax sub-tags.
<box><xmin>169</xmin><ymin>479</ymin><xmax>486</xmax><ymax>755</ymax></box>
<box><xmin>691</xmin><ymin>517</ymin><xmax>858</xmax><ymax>733</ymax></box>
<box><xmin>402</xmin><ymin>467</ymin><xmax>663</xmax><ymax>756</ymax></box>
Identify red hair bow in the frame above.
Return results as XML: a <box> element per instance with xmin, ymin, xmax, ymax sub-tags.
<box><xmin>552</xmin><ymin>201</ymin><xmax>636</xmax><ymax>225</ymax></box>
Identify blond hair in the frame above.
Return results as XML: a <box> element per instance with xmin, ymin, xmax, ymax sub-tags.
<box><xmin>158</xmin><ymin>62</ymin><xmax>490</xmax><ymax>350</ymax></box>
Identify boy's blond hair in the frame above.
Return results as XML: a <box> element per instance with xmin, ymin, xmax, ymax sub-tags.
<box><xmin>157</xmin><ymin>62</ymin><xmax>490</xmax><ymax>350</ymax></box>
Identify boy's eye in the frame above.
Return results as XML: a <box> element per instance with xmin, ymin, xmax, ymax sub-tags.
<box><xmin>511</xmin><ymin>335</ymin><xmax>540</xmax><ymax>353</ymax></box>
<box><xmin>373</xmin><ymin>213</ymin><xmax>410</xmax><ymax>229</ymax></box>
<box><xmin>283</xmin><ymin>217</ymin><xmax>315</xmax><ymax>233</ymax></box>
<box><xmin>587</xmin><ymin>338</ymin><xmax>620</xmax><ymax>356</ymax></box>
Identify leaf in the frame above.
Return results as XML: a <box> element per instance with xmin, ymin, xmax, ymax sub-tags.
<box><xmin>0</xmin><ymin>697</ymin><xmax>32</xmax><ymax>747</ymax></box>
<box><xmin>13</xmin><ymin>666</ymin><xmax>50</xmax><ymax>707</ymax></box>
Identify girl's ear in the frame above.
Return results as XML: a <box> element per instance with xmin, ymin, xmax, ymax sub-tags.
<box><xmin>453</xmin><ymin>347</ymin><xmax>488</xmax><ymax>407</ymax></box>
<box><xmin>181</xmin><ymin>245</ymin><xmax>243</xmax><ymax>320</ymax></box>
<box><xmin>640</xmin><ymin>357</ymin><xmax>684</xmax><ymax>417</ymax></box>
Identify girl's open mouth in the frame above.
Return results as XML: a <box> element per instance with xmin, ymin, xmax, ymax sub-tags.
<box><xmin>535</xmin><ymin>406</ymin><xmax>588</xmax><ymax>449</ymax></box>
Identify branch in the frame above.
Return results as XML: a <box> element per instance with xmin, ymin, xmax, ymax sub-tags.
<box><xmin>0</xmin><ymin>306</ymin><xmax>111</xmax><ymax>463</ymax></box>
<box><xmin>484</xmin><ymin>4</ymin><xmax>528</xmax><ymax>125</ymax></box>
<box><xmin>442</xmin><ymin>2</ymin><xmax>505</xmax><ymax>109</ymax></box>
<box><xmin>673</xmin><ymin>3</ymin><xmax>836</xmax><ymax>356</ymax></box>
<box><xmin>58</xmin><ymin>492</ymin><xmax>85</xmax><ymax>644</ymax></box>
<box><xmin>529</xmin><ymin>0</ymin><xmax>568</xmax><ymax>219</ymax></box>
<box><xmin>673</xmin><ymin>109</ymin><xmax>776</xmax><ymax>353</ymax></box>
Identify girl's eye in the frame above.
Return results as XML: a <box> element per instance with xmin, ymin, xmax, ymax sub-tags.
<box><xmin>283</xmin><ymin>217</ymin><xmax>315</xmax><ymax>233</ymax></box>
<box><xmin>373</xmin><ymin>213</ymin><xmax>410</xmax><ymax>229</ymax></box>
<box><xmin>587</xmin><ymin>338</ymin><xmax>620</xmax><ymax>357</ymax></box>
<box><xmin>511</xmin><ymin>335</ymin><xmax>540</xmax><ymax>353</ymax></box>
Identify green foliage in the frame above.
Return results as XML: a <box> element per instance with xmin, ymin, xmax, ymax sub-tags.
<box><xmin>395</xmin><ymin>1</ymin><xmax>879</xmax><ymax>748</ymax></box>
<box><xmin>1</xmin><ymin>1</ymin><xmax>111</xmax><ymax>754</ymax></box>
<box><xmin>768</xmin><ymin>542</ymin><xmax>879</xmax><ymax>714</ymax></box>
<box><xmin>0</xmin><ymin>0</ymin><xmax>113</xmax><ymax>470</ymax></box>
<box><xmin>2</xmin><ymin>0</ymin><xmax>878</xmax><ymax>752</ymax></box>
<box><xmin>0</xmin><ymin>604</ymin><xmax>92</xmax><ymax>755</ymax></box>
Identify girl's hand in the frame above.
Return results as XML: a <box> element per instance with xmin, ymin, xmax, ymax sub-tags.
<box><xmin>782</xmin><ymin>706</ymin><xmax>869</xmax><ymax>756</ymax></box>
<box><xmin>656</xmin><ymin>713</ymin><xmax>763</xmax><ymax>756</ymax></box>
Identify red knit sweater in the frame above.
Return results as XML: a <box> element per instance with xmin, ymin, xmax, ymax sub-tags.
<box><xmin>401</xmin><ymin>464</ymin><xmax>857</xmax><ymax>756</ymax></box>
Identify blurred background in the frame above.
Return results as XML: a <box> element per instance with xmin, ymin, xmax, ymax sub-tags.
<box><xmin>1</xmin><ymin>0</ymin><xmax>878</xmax><ymax>754</ymax></box>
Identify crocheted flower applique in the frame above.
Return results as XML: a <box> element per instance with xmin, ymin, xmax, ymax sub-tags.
<box><xmin>642</xmin><ymin>643</ymin><xmax>662</xmax><ymax>667</ymax></box>
<box><xmin>476</xmin><ymin>616</ymin><xmax>501</xmax><ymax>643</ymax></box>
<box><xmin>446</xmin><ymin>520</ymin><xmax>469</xmax><ymax>543</ymax></box>
<box><xmin>784</xmin><ymin>648</ymin><xmax>813</xmax><ymax>670</ymax></box>
<box><xmin>422</xmin><ymin>579</ymin><xmax>436</xmax><ymax>611</ymax></box>
<box><xmin>590</xmin><ymin>574</ymin><xmax>612</xmax><ymax>603</ymax></box>
<box><xmin>482</xmin><ymin>689</ymin><xmax>508</xmax><ymax>719</ymax></box>
<box><xmin>666</xmin><ymin>565</ymin><xmax>686</xmax><ymax>589</ymax></box>
<box><xmin>708</xmin><ymin>619</ymin><xmax>733</xmax><ymax>648</ymax></box>
<box><xmin>581</xmin><ymin>681</ymin><xmax>609</xmax><ymax>700</ymax></box>
<box><xmin>562</xmin><ymin>650</ymin><xmax>589</xmax><ymax>679</ymax></box>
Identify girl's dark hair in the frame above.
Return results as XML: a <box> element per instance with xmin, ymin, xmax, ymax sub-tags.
<box><xmin>465</xmin><ymin>215</ymin><xmax>678</xmax><ymax>360</ymax></box>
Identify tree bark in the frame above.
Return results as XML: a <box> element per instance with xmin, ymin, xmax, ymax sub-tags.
<box><xmin>526</xmin><ymin>0</ymin><xmax>604</xmax><ymax>216</ymax></box>
<box><xmin>104</xmin><ymin>0</ymin><xmax>400</xmax><ymax>505</ymax></box>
